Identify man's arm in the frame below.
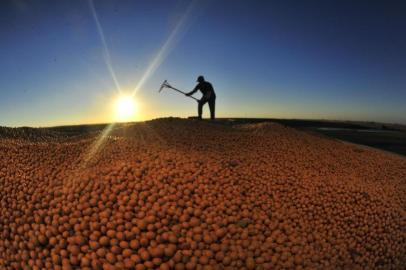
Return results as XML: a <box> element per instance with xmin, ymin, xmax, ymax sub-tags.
<box><xmin>186</xmin><ymin>84</ymin><xmax>199</xmax><ymax>96</ymax></box>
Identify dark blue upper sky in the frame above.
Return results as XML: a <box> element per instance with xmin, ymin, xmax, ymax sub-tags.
<box><xmin>1</xmin><ymin>0</ymin><xmax>405</xmax><ymax>126</ymax></box>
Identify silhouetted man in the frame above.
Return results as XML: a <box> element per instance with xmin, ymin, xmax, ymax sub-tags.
<box><xmin>186</xmin><ymin>76</ymin><xmax>216</xmax><ymax>120</ymax></box>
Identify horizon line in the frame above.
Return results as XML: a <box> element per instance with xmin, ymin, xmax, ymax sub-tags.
<box><xmin>2</xmin><ymin>116</ymin><xmax>405</xmax><ymax>129</ymax></box>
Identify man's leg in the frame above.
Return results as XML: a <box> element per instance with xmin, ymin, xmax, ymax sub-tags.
<box><xmin>198</xmin><ymin>99</ymin><xmax>207</xmax><ymax>119</ymax></box>
<box><xmin>209</xmin><ymin>98</ymin><xmax>215</xmax><ymax>120</ymax></box>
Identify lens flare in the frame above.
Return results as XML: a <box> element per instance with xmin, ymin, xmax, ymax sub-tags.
<box><xmin>131</xmin><ymin>0</ymin><xmax>197</xmax><ymax>97</ymax></box>
<box><xmin>89</xmin><ymin>0</ymin><xmax>121</xmax><ymax>93</ymax></box>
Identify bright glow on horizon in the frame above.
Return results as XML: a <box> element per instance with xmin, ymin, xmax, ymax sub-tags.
<box><xmin>114</xmin><ymin>95</ymin><xmax>137</xmax><ymax>122</ymax></box>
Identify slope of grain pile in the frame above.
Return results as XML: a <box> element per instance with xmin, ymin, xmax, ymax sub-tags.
<box><xmin>0</xmin><ymin>118</ymin><xmax>405</xmax><ymax>269</ymax></box>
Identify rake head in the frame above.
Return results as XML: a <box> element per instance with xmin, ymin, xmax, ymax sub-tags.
<box><xmin>158</xmin><ymin>80</ymin><xmax>172</xmax><ymax>92</ymax></box>
<box><xmin>157</xmin><ymin>80</ymin><xmax>198</xmax><ymax>102</ymax></box>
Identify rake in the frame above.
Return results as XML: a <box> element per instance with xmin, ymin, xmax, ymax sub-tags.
<box><xmin>158</xmin><ymin>80</ymin><xmax>199</xmax><ymax>102</ymax></box>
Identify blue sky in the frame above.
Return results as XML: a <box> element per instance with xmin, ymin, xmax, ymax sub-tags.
<box><xmin>1</xmin><ymin>0</ymin><xmax>405</xmax><ymax>126</ymax></box>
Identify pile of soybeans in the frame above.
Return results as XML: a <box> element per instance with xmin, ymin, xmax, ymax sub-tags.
<box><xmin>0</xmin><ymin>118</ymin><xmax>405</xmax><ymax>269</ymax></box>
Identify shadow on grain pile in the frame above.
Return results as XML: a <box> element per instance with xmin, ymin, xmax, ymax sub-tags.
<box><xmin>0</xmin><ymin>118</ymin><xmax>405</xmax><ymax>269</ymax></box>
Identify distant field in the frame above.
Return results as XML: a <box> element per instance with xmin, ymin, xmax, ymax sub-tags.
<box><xmin>309</xmin><ymin>128</ymin><xmax>406</xmax><ymax>157</ymax></box>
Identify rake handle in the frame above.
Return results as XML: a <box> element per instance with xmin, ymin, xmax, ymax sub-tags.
<box><xmin>168</xmin><ymin>86</ymin><xmax>199</xmax><ymax>102</ymax></box>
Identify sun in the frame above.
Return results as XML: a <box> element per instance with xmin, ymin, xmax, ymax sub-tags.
<box><xmin>114</xmin><ymin>95</ymin><xmax>137</xmax><ymax>122</ymax></box>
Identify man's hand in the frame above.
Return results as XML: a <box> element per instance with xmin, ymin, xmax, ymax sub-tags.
<box><xmin>185</xmin><ymin>92</ymin><xmax>191</xmax><ymax>96</ymax></box>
